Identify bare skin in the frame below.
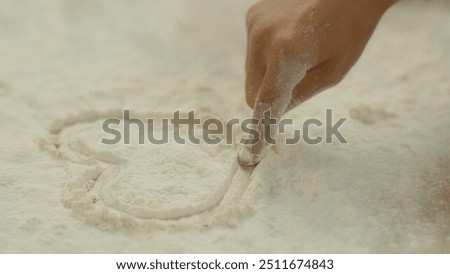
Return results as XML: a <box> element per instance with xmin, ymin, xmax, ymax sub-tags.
<box><xmin>238</xmin><ymin>0</ymin><xmax>398</xmax><ymax>167</ymax></box>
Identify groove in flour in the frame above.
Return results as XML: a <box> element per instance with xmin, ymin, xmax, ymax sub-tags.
<box><xmin>41</xmin><ymin>110</ymin><xmax>260</xmax><ymax>230</ymax></box>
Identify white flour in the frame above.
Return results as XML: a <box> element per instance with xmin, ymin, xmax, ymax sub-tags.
<box><xmin>0</xmin><ymin>0</ymin><xmax>449</xmax><ymax>253</ymax></box>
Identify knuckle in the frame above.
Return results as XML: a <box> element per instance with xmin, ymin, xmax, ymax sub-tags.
<box><xmin>269</xmin><ymin>33</ymin><xmax>296</xmax><ymax>54</ymax></box>
<box><xmin>273</xmin><ymin>31</ymin><xmax>293</xmax><ymax>43</ymax></box>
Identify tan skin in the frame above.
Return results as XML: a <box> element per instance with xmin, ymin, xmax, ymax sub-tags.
<box><xmin>238</xmin><ymin>0</ymin><xmax>398</xmax><ymax>167</ymax></box>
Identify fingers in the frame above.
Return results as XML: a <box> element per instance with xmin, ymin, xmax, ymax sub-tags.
<box><xmin>286</xmin><ymin>59</ymin><xmax>343</xmax><ymax>112</ymax></box>
<box><xmin>256</xmin><ymin>67</ymin><xmax>289</xmax><ymax>111</ymax></box>
<box><xmin>256</xmin><ymin>57</ymin><xmax>306</xmax><ymax>114</ymax></box>
<box><xmin>245</xmin><ymin>32</ymin><xmax>266</xmax><ymax>109</ymax></box>
<box><xmin>252</xmin><ymin>63</ymin><xmax>304</xmax><ymax>151</ymax></box>
<box><xmin>238</xmin><ymin>61</ymin><xmax>305</xmax><ymax>168</ymax></box>
<box><xmin>237</xmin><ymin>144</ymin><xmax>267</xmax><ymax>168</ymax></box>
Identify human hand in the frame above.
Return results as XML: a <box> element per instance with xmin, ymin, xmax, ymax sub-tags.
<box><xmin>238</xmin><ymin>0</ymin><xmax>397</xmax><ymax>167</ymax></box>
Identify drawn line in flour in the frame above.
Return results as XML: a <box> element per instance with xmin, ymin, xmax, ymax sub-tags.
<box><xmin>42</xmin><ymin>109</ymin><xmax>256</xmax><ymax>228</ymax></box>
